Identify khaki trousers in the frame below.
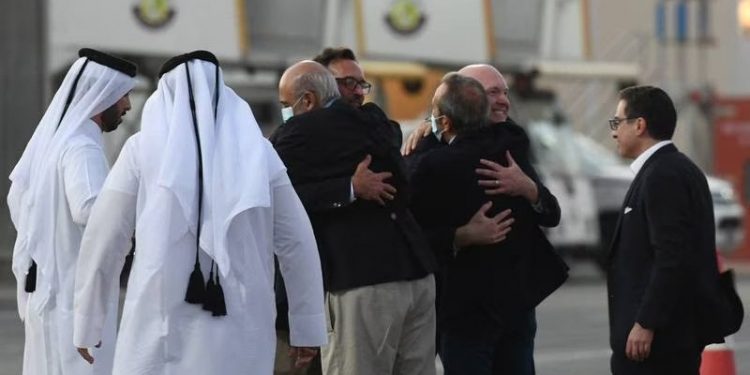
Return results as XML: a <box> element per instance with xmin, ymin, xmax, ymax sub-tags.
<box><xmin>321</xmin><ymin>274</ymin><xmax>436</xmax><ymax>375</ymax></box>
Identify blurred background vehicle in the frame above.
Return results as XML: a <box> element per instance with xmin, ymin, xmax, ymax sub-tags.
<box><xmin>509</xmin><ymin>88</ymin><xmax>601</xmax><ymax>267</ymax></box>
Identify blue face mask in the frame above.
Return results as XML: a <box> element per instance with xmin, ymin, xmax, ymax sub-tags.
<box><xmin>281</xmin><ymin>95</ymin><xmax>304</xmax><ymax>123</ymax></box>
<box><xmin>430</xmin><ymin>114</ymin><xmax>446</xmax><ymax>140</ymax></box>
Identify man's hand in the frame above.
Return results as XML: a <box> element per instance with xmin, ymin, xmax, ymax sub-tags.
<box><xmin>289</xmin><ymin>346</ymin><xmax>318</xmax><ymax>369</ymax></box>
<box><xmin>625</xmin><ymin>323</ymin><xmax>654</xmax><ymax>362</ymax></box>
<box><xmin>476</xmin><ymin>151</ymin><xmax>538</xmax><ymax>203</ymax></box>
<box><xmin>454</xmin><ymin>202</ymin><xmax>514</xmax><ymax>248</ymax></box>
<box><xmin>77</xmin><ymin>341</ymin><xmax>101</xmax><ymax>364</ymax></box>
<box><xmin>352</xmin><ymin>154</ymin><xmax>397</xmax><ymax>205</ymax></box>
<box><xmin>401</xmin><ymin>122</ymin><xmax>431</xmax><ymax>156</ymax></box>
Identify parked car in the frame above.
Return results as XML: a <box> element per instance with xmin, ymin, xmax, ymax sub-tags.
<box><xmin>526</xmin><ymin>121</ymin><xmax>601</xmax><ymax>260</ymax></box>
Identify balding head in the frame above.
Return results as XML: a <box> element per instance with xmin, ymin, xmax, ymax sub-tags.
<box><xmin>278</xmin><ymin>60</ymin><xmax>340</xmax><ymax>119</ymax></box>
<box><xmin>431</xmin><ymin>72</ymin><xmax>488</xmax><ymax>137</ymax></box>
<box><xmin>458</xmin><ymin>64</ymin><xmax>510</xmax><ymax>123</ymax></box>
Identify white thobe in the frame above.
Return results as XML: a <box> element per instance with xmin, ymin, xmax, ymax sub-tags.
<box><xmin>15</xmin><ymin>120</ymin><xmax>117</xmax><ymax>375</ymax></box>
<box><xmin>74</xmin><ymin>134</ymin><xmax>327</xmax><ymax>375</ymax></box>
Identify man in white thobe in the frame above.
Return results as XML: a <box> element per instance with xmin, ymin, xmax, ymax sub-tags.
<box><xmin>73</xmin><ymin>51</ymin><xmax>327</xmax><ymax>375</ymax></box>
<box><xmin>7</xmin><ymin>48</ymin><xmax>136</xmax><ymax>375</ymax></box>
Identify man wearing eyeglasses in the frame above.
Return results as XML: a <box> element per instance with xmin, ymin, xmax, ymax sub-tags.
<box><xmin>313</xmin><ymin>48</ymin><xmax>402</xmax><ymax>148</ymax></box>
<box><xmin>404</xmin><ymin>64</ymin><xmax>562</xmax><ymax>375</ymax></box>
<box><xmin>607</xmin><ymin>86</ymin><xmax>728</xmax><ymax>374</ymax></box>
<box><xmin>313</xmin><ymin>47</ymin><xmax>371</xmax><ymax>108</ymax></box>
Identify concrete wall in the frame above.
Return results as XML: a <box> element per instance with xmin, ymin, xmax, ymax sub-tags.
<box><xmin>587</xmin><ymin>0</ymin><xmax>749</xmax><ymax>95</ymax></box>
<box><xmin>711</xmin><ymin>0</ymin><xmax>750</xmax><ymax>97</ymax></box>
<box><xmin>553</xmin><ymin>0</ymin><xmax>748</xmax><ymax>171</ymax></box>
<box><xmin>0</xmin><ymin>0</ymin><xmax>46</xmax><ymax>261</ymax></box>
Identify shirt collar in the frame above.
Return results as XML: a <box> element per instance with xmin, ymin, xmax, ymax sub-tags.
<box><xmin>629</xmin><ymin>140</ymin><xmax>672</xmax><ymax>175</ymax></box>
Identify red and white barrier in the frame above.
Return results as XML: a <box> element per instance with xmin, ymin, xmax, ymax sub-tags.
<box><xmin>700</xmin><ymin>338</ymin><xmax>737</xmax><ymax>375</ymax></box>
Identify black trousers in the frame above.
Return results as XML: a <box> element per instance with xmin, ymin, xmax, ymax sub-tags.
<box><xmin>610</xmin><ymin>347</ymin><xmax>702</xmax><ymax>375</ymax></box>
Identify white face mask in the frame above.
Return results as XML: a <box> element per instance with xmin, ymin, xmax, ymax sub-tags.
<box><xmin>281</xmin><ymin>106</ymin><xmax>295</xmax><ymax>123</ymax></box>
<box><xmin>280</xmin><ymin>95</ymin><xmax>304</xmax><ymax>123</ymax></box>
<box><xmin>430</xmin><ymin>114</ymin><xmax>446</xmax><ymax>140</ymax></box>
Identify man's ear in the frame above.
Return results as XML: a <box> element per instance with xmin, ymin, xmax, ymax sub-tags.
<box><xmin>635</xmin><ymin>117</ymin><xmax>648</xmax><ymax>137</ymax></box>
<box><xmin>442</xmin><ymin>116</ymin><xmax>454</xmax><ymax>133</ymax></box>
<box><xmin>302</xmin><ymin>91</ymin><xmax>318</xmax><ymax>112</ymax></box>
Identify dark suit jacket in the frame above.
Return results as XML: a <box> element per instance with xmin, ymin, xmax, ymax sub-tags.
<box><xmin>407</xmin><ymin>119</ymin><xmax>560</xmax><ymax>249</ymax></box>
<box><xmin>409</xmin><ymin>126</ymin><xmax>566</xmax><ymax>341</ymax></box>
<box><xmin>607</xmin><ymin>144</ymin><xmax>726</xmax><ymax>372</ymax></box>
<box><xmin>269</xmin><ymin>103</ymin><xmax>403</xmax><ymax>213</ymax></box>
<box><xmin>272</xmin><ymin>100</ymin><xmax>436</xmax><ymax>293</ymax></box>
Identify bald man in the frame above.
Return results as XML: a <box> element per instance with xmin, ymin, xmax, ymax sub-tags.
<box><xmin>404</xmin><ymin>65</ymin><xmax>563</xmax><ymax>375</ymax></box>
<box><xmin>403</xmin><ymin>64</ymin><xmax>511</xmax><ymax>150</ymax></box>
<box><xmin>273</xmin><ymin>60</ymin><xmax>340</xmax><ymax>139</ymax></box>
<box><xmin>271</xmin><ymin>60</ymin><xmax>341</xmax><ymax>375</ymax></box>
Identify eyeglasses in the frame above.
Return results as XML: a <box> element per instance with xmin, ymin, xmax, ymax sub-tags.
<box><xmin>608</xmin><ymin>116</ymin><xmax>639</xmax><ymax>130</ymax></box>
<box><xmin>336</xmin><ymin>77</ymin><xmax>372</xmax><ymax>94</ymax></box>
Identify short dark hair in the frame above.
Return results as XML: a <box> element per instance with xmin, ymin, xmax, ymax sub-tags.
<box><xmin>436</xmin><ymin>73</ymin><xmax>488</xmax><ymax>135</ymax></box>
<box><xmin>619</xmin><ymin>85</ymin><xmax>677</xmax><ymax>140</ymax></box>
<box><xmin>313</xmin><ymin>47</ymin><xmax>358</xmax><ymax>67</ymax></box>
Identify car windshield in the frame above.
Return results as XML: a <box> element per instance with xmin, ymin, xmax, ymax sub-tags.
<box><xmin>572</xmin><ymin>132</ymin><xmax>625</xmax><ymax>174</ymax></box>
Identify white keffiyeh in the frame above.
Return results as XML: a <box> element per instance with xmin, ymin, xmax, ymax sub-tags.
<box><xmin>139</xmin><ymin>58</ymin><xmax>284</xmax><ymax>278</ymax></box>
<box><xmin>8</xmin><ymin>57</ymin><xmax>134</xmax><ymax>316</ymax></box>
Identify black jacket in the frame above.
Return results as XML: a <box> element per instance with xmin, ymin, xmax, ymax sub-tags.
<box><xmin>408</xmin><ymin>124</ymin><xmax>566</xmax><ymax>340</ymax></box>
<box><xmin>269</xmin><ymin>103</ymin><xmax>403</xmax><ymax>213</ymax></box>
<box><xmin>607</xmin><ymin>144</ymin><xmax>740</xmax><ymax>372</ymax></box>
<box><xmin>272</xmin><ymin>100</ymin><xmax>436</xmax><ymax>293</ymax></box>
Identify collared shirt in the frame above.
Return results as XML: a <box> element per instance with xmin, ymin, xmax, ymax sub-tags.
<box><xmin>629</xmin><ymin>140</ymin><xmax>673</xmax><ymax>175</ymax></box>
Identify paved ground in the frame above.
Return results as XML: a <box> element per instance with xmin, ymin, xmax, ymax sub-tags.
<box><xmin>0</xmin><ymin>260</ymin><xmax>749</xmax><ymax>374</ymax></box>
<box><xmin>0</xmin><ymin>282</ymin><xmax>22</xmax><ymax>375</ymax></box>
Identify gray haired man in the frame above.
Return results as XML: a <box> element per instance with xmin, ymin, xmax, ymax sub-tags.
<box><xmin>277</xmin><ymin>60</ymin><xmax>341</xmax><ymax>125</ymax></box>
<box><xmin>272</xmin><ymin>60</ymin><xmax>339</xmax><ymax>375</ymax></box>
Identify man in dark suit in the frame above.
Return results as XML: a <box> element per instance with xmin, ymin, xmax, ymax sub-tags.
<box><xmin>272</xmin><ymin>60</ymin><xmax>438</xmax><ymax>375</ymax></box>
<box><xmin>272</xmin><ymin>60</ymin><xmax>342</xmax><ymax>375</ymax></box>
<box><xmin>405</xmin><ymin>64</ymin><xmax>562</xmax><ymax>374</ymax></box>
<box><xmin>409</xmin><ymin>73</ymin><xmax>566</xmax><ymax>375</ymax></box>
<box><xmin>607</xmin><ymin>85</ymin><xmax>724</xmax><ymax>374</ymax></box>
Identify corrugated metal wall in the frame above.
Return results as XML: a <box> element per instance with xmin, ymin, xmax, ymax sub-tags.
<box><xmin>0</xmin><ymin>0</ymin><xmax>46</xmax><ymax>263</ymax></box>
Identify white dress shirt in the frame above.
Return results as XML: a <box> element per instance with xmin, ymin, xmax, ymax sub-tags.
<box><xmin>629</xmin><ymin>140</ymin><xmax>673</xmax><ymax>175</ymax></box>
